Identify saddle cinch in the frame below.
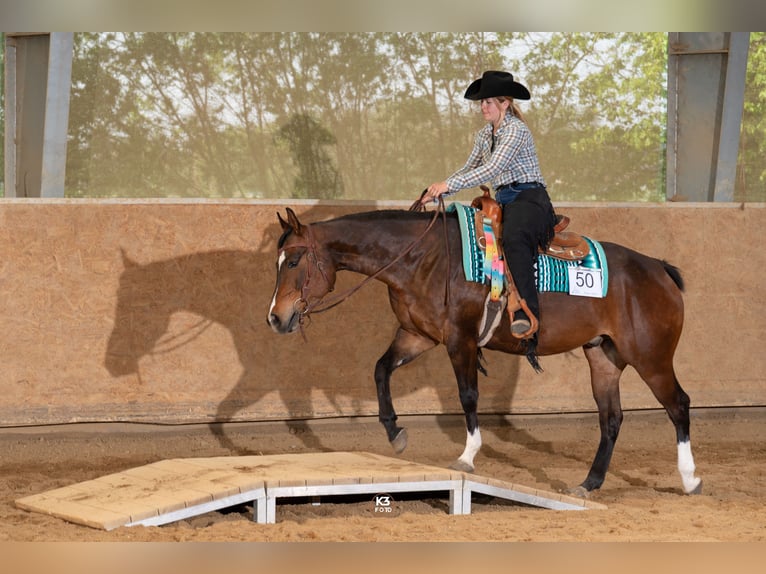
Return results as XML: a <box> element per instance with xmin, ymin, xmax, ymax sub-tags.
<box><xmin>470</xmin><ymin>186</ymin><xmax>590</xmax><ymax>340</ymax></box>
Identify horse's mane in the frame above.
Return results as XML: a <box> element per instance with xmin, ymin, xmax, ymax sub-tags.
<box><xmin>278</xmin><ymin>209</ymin><xmax>452</xmax><ymax>248</ymax></box>
<box><xmin>331</xmin><ymin>209</ymin><xmax>443</xmax><ymax>224</ymax></box>
<box><xmin>277</xmin><ymin>228</ymin><xmax>292</xmax><ymax>249</ymax></box>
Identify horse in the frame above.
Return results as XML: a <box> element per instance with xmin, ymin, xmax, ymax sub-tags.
<box><xmin>267</xmin><ymin>206</ymin><xmax>703</xmax><ymax>497</ymax></box>
<box><xmin>103</xmin><ymin>246</ymin><xmax>520</xmax><ymax>453</ymax></box>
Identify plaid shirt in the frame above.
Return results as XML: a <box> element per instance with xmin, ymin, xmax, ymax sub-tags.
<box><xmin>445</xmin><ymin>113</ymin><xmax>545</xmax><ymax>195</ymax></box>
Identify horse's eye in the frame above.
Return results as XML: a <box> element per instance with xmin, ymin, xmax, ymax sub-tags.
<box><xmin>287</xmin><ymin>257</ymin><xmax>300</xmax><ymax>269</ymax></box>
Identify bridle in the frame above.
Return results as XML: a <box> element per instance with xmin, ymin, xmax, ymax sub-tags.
<box><xmin>278</xmin><ymin>194</ymin><xmax>451</xmax><ymax>338</ymax></box>
<box><xmin>278</xmin><ymin>222</ymin><xmax>336</xmax><ymax>324</ymax></box>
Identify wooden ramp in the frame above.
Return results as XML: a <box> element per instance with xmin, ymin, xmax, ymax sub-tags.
<box><xmin>15</xmin><ymin>452</ymin><xmax>605</xmax><ymax>530</ymax></box>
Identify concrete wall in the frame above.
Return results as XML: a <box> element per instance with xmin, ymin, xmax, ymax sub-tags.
<box><xmin>1</xmin><ymin>199</ymin><xmax>764</xmax><ymax>427</ymax></box>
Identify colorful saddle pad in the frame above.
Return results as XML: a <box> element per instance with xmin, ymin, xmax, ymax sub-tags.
<box><xmin>536</xmin><ymin>237</ymin><xmax>608</xmax><ymax>297</ymax></box>
<box><xmin>449</xmin><ymin>203</ymin><xmax>609</xmax><ymax>298</ymax></box>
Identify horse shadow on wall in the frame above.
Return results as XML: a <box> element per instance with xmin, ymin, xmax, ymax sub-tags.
<box><xmin>103</xmin><ymin>206</ymin><xmax>541</xmax><ymax>462</ymax></box>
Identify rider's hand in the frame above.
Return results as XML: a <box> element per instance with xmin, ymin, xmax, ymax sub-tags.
<box><xmin>421</xmin><ymin>181</ymin><xmax>449</xmax><ymax>204</ymax></box>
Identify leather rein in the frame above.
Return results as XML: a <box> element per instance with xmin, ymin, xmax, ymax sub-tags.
<box><xmin>281</xmin><ymin>193</ymin><xmax>451</xmax><ymax>336</ymax></box>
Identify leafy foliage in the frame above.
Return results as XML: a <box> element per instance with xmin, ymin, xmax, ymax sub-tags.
<box><xmin>56</xmin><ymin>33</ymin><xmax>683</xmax><ymax>200</ymax></box>
<box><xmin>275</xmin><ymin>113</ymin><xmax>343</xmax><ymax>199</ymax></box>
<box><xmin>738</xmin><ymin>32</ymin><xmax>766</xmax><ymax>202</ymax></box>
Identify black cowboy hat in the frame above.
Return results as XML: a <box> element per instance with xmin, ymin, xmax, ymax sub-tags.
<box><xmin>464</xmin><ymin>70</ymin><xmax>531</xmax><ymax>101</ymax></box>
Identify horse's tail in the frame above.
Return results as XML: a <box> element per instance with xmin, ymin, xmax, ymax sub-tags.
<box><xmin>662</xmin><ymin>260</ymin><xmax>685</xmax><ymax>292</ymax></box>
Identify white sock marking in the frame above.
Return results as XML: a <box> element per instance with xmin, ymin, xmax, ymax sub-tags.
<box><xmin>677</xmin><ymin>440</ymin><xmax>701</xmax><ymax>493</ymax></box>
<box><xmin>457</xmin><ymin>427</ymin><xmax>482</xmax><ymax>469</ymax></box>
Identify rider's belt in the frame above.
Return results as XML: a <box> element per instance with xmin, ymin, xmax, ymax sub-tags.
<box><xmin>496</xmin><ymin>181</ymin><xmax>543</xmax><ymax>192</ymax></box>
<box><xmin>496</xmin><ymin>182</ymin><xmax>541</xmax><ymax>206</ymax></box>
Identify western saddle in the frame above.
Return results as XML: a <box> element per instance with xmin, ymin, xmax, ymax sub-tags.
<box><xmin>470</xmin><ymin>186</ymin><xmax>590</xmax><ymax>338</ymax></box>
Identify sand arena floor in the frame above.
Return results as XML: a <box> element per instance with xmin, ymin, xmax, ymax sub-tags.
<box><xmin>1</xmin><ymin>407</ymin><xmax>764</xmax><ymax>542</ymax></box>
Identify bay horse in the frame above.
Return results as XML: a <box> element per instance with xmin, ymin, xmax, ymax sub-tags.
<box><xmin>267</xmin><ymin>206</ymin><xmax>702</xmax><ymax>497</ymax></box>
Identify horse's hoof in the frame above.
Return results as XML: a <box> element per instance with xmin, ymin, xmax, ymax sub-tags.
<box><xmin>686</xmin><ymin>479</ymin><xmax>703</xmax><ymax>495</ymax></box>
<box><xmin>565</xmin><ymin>485</ymin><xmax>591</xmax><ymax>499</ymax></box>
<box><xmin>390</xmin><ymin>429</ymin><xmax>408</xmax><ymax>454</ymax></box>
<box><xmin>448</xmin><ymin>460</ymin><xmax>474</xmax><ymax>473</ymax></box>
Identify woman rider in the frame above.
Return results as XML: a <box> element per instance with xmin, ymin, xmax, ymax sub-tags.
<box><xmin>421</xmin><ymin>70</ymin><xmax>557</xmax><ymax>339</ymax></box>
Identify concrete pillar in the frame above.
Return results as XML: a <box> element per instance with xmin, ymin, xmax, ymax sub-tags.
<box><xmin>3</xmin><ymin>32</ymin><xmax>73</xmax><ymax>198</ymax></box>
<box><xmin>666</xmin><ymin>32</ymin><xmax>750</xmax><ymax>202</ymax></box>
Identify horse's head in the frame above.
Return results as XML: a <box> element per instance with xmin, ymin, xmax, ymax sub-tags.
<box><xmin>267</xmin><ymin>208</ymin><xmax>337</xmax><ymax>334</ymax></box>
<box><xmin>104</xmin><ymin>250</ymin><xmax>174</xmax><ymax>377</ymax></box>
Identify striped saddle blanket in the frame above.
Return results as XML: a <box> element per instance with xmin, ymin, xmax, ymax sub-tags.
<box><xmin>448</xmin><ymin>203</ymin><xmax>609</xmax><ymax>298</ymax></box>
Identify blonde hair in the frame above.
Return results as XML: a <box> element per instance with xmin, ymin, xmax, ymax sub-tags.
<box><xmin>496</xmin><ymin>96</ymin><xmax>526</xmax><ymax>124</ymax></box>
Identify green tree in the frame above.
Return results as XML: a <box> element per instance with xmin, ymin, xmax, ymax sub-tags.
<box><xmin>275</xmin><ymin>113</ymin><xmax>343</xmax><ymax>199</ymax></box>
<box><xmin>63</xmin><ymin>32</ymin><xmax>679</xmax><ymax>202</ymax></box>
<box><xmin>504</xmin><ymin>32</ymin><xmax>667</xmax><ymax>201</ymax></box>
<box><xmin>378</xmin><ymin>32</ymin><xmax>506</xmax><ymax>196</ymax></box>
<box><xmin>118</xmin><ymin>32</ymin><xmax>241</xmax><ymax>197</ymax></box>
<box><xmin>738</xmin><ymin>32</ymin><xmax>766</xmax><ymax>202</ymax></box>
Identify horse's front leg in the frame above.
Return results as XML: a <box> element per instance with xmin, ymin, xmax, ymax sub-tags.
<box><xmin>446</xmin><ymin>338</ymin><xmax>481</xmax><ymax>473</ymax></box>
<box><xmin>374</xmin><ymin>328</ymin><xmax>436</xmax><ymax>453</ymax></box>
<box><xmin>576</xmin><ymin>341</ymin><xmax>627</xmax><ymax>496</ymax></box>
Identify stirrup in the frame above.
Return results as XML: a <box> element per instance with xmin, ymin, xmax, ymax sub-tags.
<box><xmin>511</xmin><ymin>318</ymin><xmax>531</xmax><ymax>337</ymax></box>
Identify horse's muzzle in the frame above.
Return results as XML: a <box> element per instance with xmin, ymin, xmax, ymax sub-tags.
<box><xmin>267</xmin><ymin>310</ymin><xmax>300</xmax><ymax>334</ymax></box>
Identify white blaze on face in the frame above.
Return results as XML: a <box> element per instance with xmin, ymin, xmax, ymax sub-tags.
<box><xmin>268</xmin><ymin>251</ymin><xmax>287</xmax><ymax>318</ymax></box>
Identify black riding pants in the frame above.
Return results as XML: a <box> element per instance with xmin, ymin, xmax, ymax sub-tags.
<box><xmin>499</xmin><ymin>185</ymin><xmax>556</xmax><ymax>321</ymax></box>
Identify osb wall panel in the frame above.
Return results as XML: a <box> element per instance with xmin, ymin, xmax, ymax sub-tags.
<box><xmin>0</xmin><ymin>200</ymin><xmax>764</xmax><ymax>428</ymax></box>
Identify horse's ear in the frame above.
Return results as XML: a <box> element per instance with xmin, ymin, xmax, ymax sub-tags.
<box><xmin>277</xmin><ymin>211</ymin><xmax>289</xmax><ymax>231</ymax></box>
<box><xmin>120</xmin><ymin>248</ymin><xmax>138</xmax><ymax>269</ymax></box>
<box><xmin>278</xmin><ymin>207</ymin><xmax>303</xmax><ymax>235</ymax></box>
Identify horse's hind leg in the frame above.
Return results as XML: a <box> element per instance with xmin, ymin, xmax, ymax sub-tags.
<box><xmin>374</xmin><ymin>328</ymin><xmax>436</xmax><ymax>454</ymax></box>
<box><xmin>637</xmin><ymin>364</ymin><xmax>702</xmax><ymax>494</ymax></box>
<box><xmin>623</xmin><ymin>267</ymin><xmax>701</xmax><ymax>494</ymax></box>
<box><xmin>577</xmin><ymin>339</ymin><xmax>627</xmax><ymax>496</ymax></box>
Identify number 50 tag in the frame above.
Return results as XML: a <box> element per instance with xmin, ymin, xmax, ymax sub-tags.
<box><xmin>567</xmin><ymin>267</ymin><xmax>603</xmax><ymax>298</ymax></box>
